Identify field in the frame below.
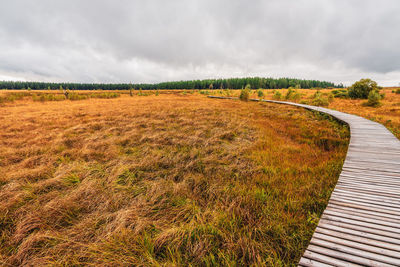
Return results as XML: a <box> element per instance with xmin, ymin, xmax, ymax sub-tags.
<box><xmin>0</xmin><ymin>92</ymin><xmax>349</xmax><ymax>266</ymax></box>
<box><xmin>209</xmin><ymin>88</ymin><xmax>400</xmax><ymax>139</ymax></box>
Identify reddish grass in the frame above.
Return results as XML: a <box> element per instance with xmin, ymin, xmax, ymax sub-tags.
<box><xmin>0</xmin><ymin>93</ymin><xmax>348</xmax><ymax>266</ymax></box>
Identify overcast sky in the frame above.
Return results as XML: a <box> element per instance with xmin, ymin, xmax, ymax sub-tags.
<box><xmin>0</xmin><ymin>0</ymin><xmax>399</xmax><ymax>86</ymax></box>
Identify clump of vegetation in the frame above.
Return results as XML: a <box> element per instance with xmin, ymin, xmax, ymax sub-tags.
<box><xmin>199</xmin><ymin>90</ymin><xmax>210</xmax><ymax>95</ymax></box>
<box><xmin>239</xmin><ymin>84</ymin><xmax>251</xmax><ymax>101</ymax></box>
<box><xmin>225</xmin><ymin>89</ymin><xmax>232</xmax><ymax>97</ymax></box>
<box><xmin>68</xmin><ymin>93</ymin><xmax>89</xmax><ymax>101</ymax></box>
<box><xmin>0</xmin><ymin>91</ymin><xmax>33</xmax><ymax>104</ymax></box>
<box><xmin>90</xmin><ymin>92</ymin><xmax>120</xmax><ymax>99</ymax></box>
<box><xmin>395</xmin><ymin>88</ymin><xmax>400</xmax><ymax>94</ymax></box>
<box><xmin>331</xmin><ymin>89</ymin><xmax>349</xmax><ymax>99</ymax></box>
<box><xmin>272</xmin><ymin>90</ymin><xmax>282</xmax><ymax>100</ymax></box>
<box><xmin>33</xmin><ymin>93</ymin><xmax>66</xmax><ymax>102</ymax></box>
<box><xmin>348</xmin><ymin>78</ymin><xmax>382</xmax><ymax>99</ymax></box>
<box><xmin>285</xmin><ymin>88</ymin><xmax>301</xmax><ymax>101</ymax></box>
<box><xmin>257</xmin><ymin>89</ymin><xmax>264</xmax><ymax>98</ymax></box>
<box><xmin>364</xmin><ymin>90</ymin><xmax>382</xmax><ymax>107</ymax></box>
<box><xmin>310</xmin><ymin>91</ymin><xmax>333</xmax><ymax>107</ymax></box>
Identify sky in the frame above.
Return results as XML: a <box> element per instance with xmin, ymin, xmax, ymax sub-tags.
<box><xmin>0</xmin><ymin>0</ymin><xmax>399</xmax><ymax>86</ymax></box>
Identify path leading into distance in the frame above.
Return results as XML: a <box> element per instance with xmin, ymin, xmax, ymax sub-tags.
<box><xmin>208</xmin><ymin>96</ymin><xmax>400</xmax><ymax>267</ymax></box>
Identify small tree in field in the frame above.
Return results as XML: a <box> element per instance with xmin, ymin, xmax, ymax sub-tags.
<box><xmin>257</xmin><ymin>89</ymin><xmax>264</xmax><ymax>98</ymax></box>
<box><xmin>239</xmin><ymin>84</ymin><xmax>251</xmax><ymax>101</ymax></box>
<box><xmin>348</xmin><ymin>79</ymin><xmax>381</xmax><ymax>99</ymax></box>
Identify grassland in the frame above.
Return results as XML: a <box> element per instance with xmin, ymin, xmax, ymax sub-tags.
<box><xmin>0</xmin><ymin>92</ymin><xmax>349</xmax><ymax>266</ymax></box>
<box><xmin>209</xmin><ymin>88</ymin><xmax>400</xmax><ymax>139</ymax></box>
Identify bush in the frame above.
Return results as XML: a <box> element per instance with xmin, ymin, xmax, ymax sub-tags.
<box><xmin>272</xmin><ymin>90</ymin><xmax>282</xmax><ymax>100</ymax></box>
<box><xmin>310</xmin><ymin>90</ymin><xmax>332</xmax><ymax>107</ymax></box>
<box><xmin>239</xmin><ymin>84</ymin><xmax>251</xmax><ymax>101</ymax></box>
<box><xmin>33</xmin><ymin>93</ymin><xmax>66</xmax><ymax>102</ymax></box>
<box><xmin>311</xmin><ymin>97</ymin><xmax>330</xmax><ymax>107</ymax></box>
<box><xmin>257</xmin><ymin>89</ymin><xmax>264</xmax><ymax>98</ymax></box>
<box><xmin>348</xmin><ymin>79</ymin><xmax>381</xmax><ymax>99</ymax></box>
<box><xmin>396</xmin><ymin>89</ymin><xmax>400</xmax><ymax>94</ymax></box>
<box><xmin>69</xmin><ymin>93</ymin><xmax>89</xmax><ymax>101</ymax></box>
<box><xmin>90</xmin><ymin>92</ymin><xmax>120</xmax><ymax>99</ymax></box>
<box><xmin>365</xmin><ymin>90</ymin><xmax>382</xmax><ymax>107</ymax></box>
<box><xmin>332</xmin><ymin>89</ymin><xmax>349</xmax><ymax>99</ymax></box>
<box><xmin>285</xmin><ymin>88</ymin><xmax>301</xmax><ymax>101</ymax></box>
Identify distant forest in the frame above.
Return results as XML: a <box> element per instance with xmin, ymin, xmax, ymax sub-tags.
<box><xmin>0</xmin><ymin>77</ymin><xmax>343</xmax><ymax>90</ymax></box>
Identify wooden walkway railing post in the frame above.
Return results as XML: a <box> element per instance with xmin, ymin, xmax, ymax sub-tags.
<box><xmin>208</xmin><ymin>96</ymin><xmax>400</xmax><ymax>267</ymax></box>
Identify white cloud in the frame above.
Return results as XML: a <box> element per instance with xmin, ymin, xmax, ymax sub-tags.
<box><xmin>0</xmin><ymin>0</ymin><xmax>399</xmax><ymax>85</ymax></box>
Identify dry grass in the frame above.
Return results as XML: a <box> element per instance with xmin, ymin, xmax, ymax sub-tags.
<box><xmin>0</xmin><ymin>93</ymin><xmax>349</xmax><ymax>266</ymax></box>
<box><xmin>212</xmin><ymin>88</ymin><xmax>400</xmax><ymax>139</ymax></box>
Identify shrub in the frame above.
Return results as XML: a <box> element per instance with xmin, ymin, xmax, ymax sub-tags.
<box><xmin>348</xmin><ymin>79</ymin><xmax>381</xmax><ymax>99</ymax></box>
<box><xmin>69</xmin><ymin>93</ymin><xmax>89</xmax><ymax>101</ymax></box>
<box><xmin>239</xmin><ymin>84</ymin><xmax>251</xmax><ymax>101</ymax></box>
<box><xmin>365</xmin><ymin>90</ymin><xmax>382</xmax><ymax>107</ymax></box>
<box><xmin>272</xmin><ymin>90</ymin><xmax>282</xmax><ymax>100</ymax></box>
<box><xmin>396</xmin><ymin>89</ymin><xmax>400</xmax><ymax>94</ymax></box>
<box><xmin>311</xmin><ymin>97</ymin><xmax>330</xmax><ymax>107</ymax></box>
<box><xmin>257</xmin><ymin>89</ymin><xmax>264</xmax><ymax>98</ymax></box>
<box><xmin>91</xmin><ymin>92</ymin><xmax>120</xmax><ymax>99</ymax></box>
<box><xmin>33</xmin><ymin>93</ymin><xmax>65</xmax><ymax>102</ymax></box>
<box><xmin>332</xmin><ymin>89</ymin><xmax>349</xmax><ymax>99</ymax></box>
<box><xmin>285</xmin><ymin>88</ymin><xmax>301</xmax><ymax>101</ymax></box>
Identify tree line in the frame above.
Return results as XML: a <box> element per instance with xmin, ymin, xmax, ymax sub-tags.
<box><xmin>0</xmin><ymin>77</ymin><xmax>342</xmax><ymax>91</ymax></box>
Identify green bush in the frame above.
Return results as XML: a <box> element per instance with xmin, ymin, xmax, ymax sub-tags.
<box><xmin>332</xmin><ymin>89</ymin><xmax>349</xmax><ymax>99</ymax></box>
<box><xmin>285</xmin><ymin>88</ymin><xmax>301</xmax><ymax>101</ymax></box>
<box><xmin>91</xmin><ymin>92</ymin><xmax>120</xmax><ymax>99</ymax></box>
<box><xmin>365</xmin><ymin>90</ymin><xmax>382</xmax><ymax>107</ymax></box>
<box><xmin>272</xmin><ymin>90</ymin><xmax>282</xmax><ymax>100</ymax></box>
<box><xmin>239</xmin><ymin>84</ymin><xmax>251</xmax><ymax>101</ymax></box>
<box><xmin>311</xmin><ymin>97</ymin><xmax>330</xmax><ymax>107</ymax></box>
<box><xmin>348</xmin><ymin>79</ymin><xmax>381</xmax><ymax>99</ymax></box>
<box><xmin>33</xmin><ymin>93</ymin><xmax>66</xmax><ymax>102</ymax></box>
<box><xmin>257</xmin><ymin>89</ymin><xmax>264</xmax><ymax>98</ymax></box>
<box><xmin>310</xmin><ymin>91</ymin><xmax>332</xmax><ymax>107</ymax></box>
<box><xmin>68</xmin><ymin>93</ymin><xmax>89</xmax><ymax>101</ymax></box>
<box><xmin>396</xmin><ymin>89</ymin><xmax>400</xmax><ymax>94</ymax></box>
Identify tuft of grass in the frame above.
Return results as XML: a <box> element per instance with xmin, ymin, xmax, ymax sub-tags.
<box><xmin>62</xmin><ymin>174</ymin><xmax>81</xmax><ymax>186</ymax></box>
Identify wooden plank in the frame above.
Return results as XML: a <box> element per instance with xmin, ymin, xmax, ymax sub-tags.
<box><xmin>315</xmin><ymin>227</ymin><xmax>400</xmax><ymax>253</ymax></box>
<box><xmin>326</xmin><ymin>206</ymin><xmax>400</xmax><ymax>224</ymax></box>
<box><xmin>318</xmin><ymin>220</ymin><xmax>400</xmax><ymax>246</ymax></box>
<box><xmin>302</xmin><ymin>250</ymin><xmax>361</xmax><ymax>267</ymax></box>
<box><xmin>306</xmin><ymin>245</ymin><xmax>391</xmax><ymax>267</ymax></box>
<box><xmin>310</xmin><ymin>238</ymin><xmax>400</xmax><ymax>266</ymax></box>
<box><xmin>327</xmin><ymin>203</ymin><xmax>400</xmax><ymax>221</ymax></box>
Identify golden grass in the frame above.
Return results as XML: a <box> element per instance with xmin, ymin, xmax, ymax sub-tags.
<box><xmin>0</xmin><ymin>93</ymin><xmax>349</xmax><ymax>266</ymax></box>
<box><xmin>212</xmin><ymin>88</ymin><xmax>400</xmax><ymax>139</ymax></box>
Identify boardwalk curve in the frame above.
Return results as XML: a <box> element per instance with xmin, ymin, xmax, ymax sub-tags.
<box><xmin>208</xmin><ymin>96</ymin><xmax>400</xmax><ymax>266</ymax></box>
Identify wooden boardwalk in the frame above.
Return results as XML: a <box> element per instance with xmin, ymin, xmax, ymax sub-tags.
<box><xmin>209</xmin><ymin>96</ymin><xmax>400</xmax><ymax>266</ymax></box>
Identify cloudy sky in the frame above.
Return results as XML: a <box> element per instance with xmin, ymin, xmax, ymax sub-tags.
<box><xmin>0</xmin><ymin>0</ymin><xmax>399</xmax><ymax>86</ymax></box>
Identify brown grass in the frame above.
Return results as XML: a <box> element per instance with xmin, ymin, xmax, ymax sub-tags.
<box><xmin>0</xmin><ymin>93</ymin><xmax>348</xmax><ymax>266</ymax></box>
<box><xmin>212</xmin><ymin>88</ymin><xmax>400</xmax><ymax>139</ymax></box>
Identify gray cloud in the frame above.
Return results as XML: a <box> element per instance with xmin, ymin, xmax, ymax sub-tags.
<box><xmin>0</xmin><ymin>0</ymin><xmax>399</xmax><ymax>85</ymax></box>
